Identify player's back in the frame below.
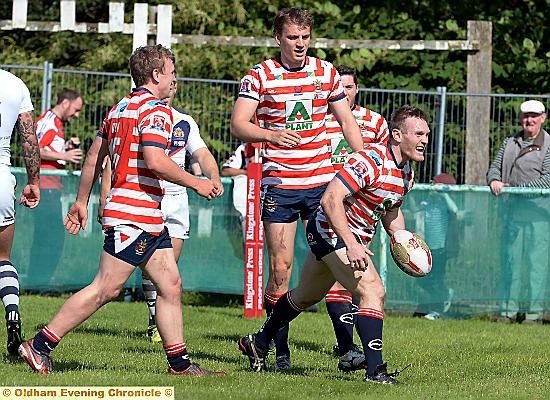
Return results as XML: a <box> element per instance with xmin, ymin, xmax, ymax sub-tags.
<box><xmin>100</xmin><ymin>88</ymin><xmax>173</xmax><ymax>234</ymax></box>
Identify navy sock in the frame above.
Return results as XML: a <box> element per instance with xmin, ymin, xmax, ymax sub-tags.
<box><xmin>264</xmin><ymin>292</ymin><xmax>291</xmax><ymax>356</ymax></box>
<box><xmin>164</xmin><ymin>343</ymin><xmax>191</xmax><ymax>372</ymax></box>
<box><xmin>326</xmin><ymin>290</ymin><xmax>354</xmax><ymax>355</ymax></box>
<box><xmin>33</xmin><ymin>327</ymin><xmax>60</xmax><ymax>355</ymax></box>
<box><xmin>356</xmin><ymin>308</ymin><xmax>384</xmax><ymax>376</ymax></box>
<box><xmin>257</xmin><ymin>292</ymin><xmax>302</xmax><ymax>353</ymax></box>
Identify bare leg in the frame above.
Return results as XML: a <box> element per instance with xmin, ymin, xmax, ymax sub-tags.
<box><xmin>48</xmin><ymin>251</ymin><xmax>135</xmax><ymax>337</ymax></box>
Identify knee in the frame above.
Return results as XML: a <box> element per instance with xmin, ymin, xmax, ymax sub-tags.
<box><xmin>354</xmin><ymin>281</ymin><xmax>385</xmax><ymax>304</ymax></box>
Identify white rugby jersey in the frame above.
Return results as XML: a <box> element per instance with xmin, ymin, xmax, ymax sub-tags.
<box><xmin>0</xmin><ymin>69</ymin><xmax>34</xmax><ymax>170</ymax></box>
<box><xmin>326</xmin><ymin>105</ymin><xmax>389</xmax><ymax>171</ymax></box>
<box><xmin>315</xmin><ymin>143</ymin><xmax>414</xmax><ymax>246</ymax></box>
<box><xmin>238</xmin><ymin>55</ymin><xmax>346</xmax><ymax>189</ymax></box>
<box><xmin>164</xmin><ymin>108</ymin><xmax>207</xmax><ymax>195</ymax></box>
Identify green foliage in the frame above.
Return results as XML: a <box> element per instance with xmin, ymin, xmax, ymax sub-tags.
<box><xmin>2</xmin><ymin>0</ymin><xmax>549</xmax><ymax>92</ymax></box>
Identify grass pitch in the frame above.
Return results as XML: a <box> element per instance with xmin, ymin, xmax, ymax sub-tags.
<box><xmin>1</xmin><ymin>295</ymin><xmax>549</xmax><ymax>399</ymax></box>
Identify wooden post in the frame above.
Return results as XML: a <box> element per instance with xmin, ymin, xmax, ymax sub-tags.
<box><xmin>132</xmin><ymin>3</ymin><xmax>148</xmax><ymax>51</ymax></box>
<box><xmin>12</xmin><ymin>0</ymin><xmax>27</xmax><ymax>28</ymax></box>
<box><xmin>60</xmin><ymin>0</ymin><xmax>75</xmax><ymax>31</ymax></box>
<box><xmin>466</xmin><ymin>21</ymin><xmax>492</xmax><ymax>185</ymax></box>
<box><xmin>156</xmin><ymin>4</ymin><xmax>172</xmax><ymax>47</ymax></box>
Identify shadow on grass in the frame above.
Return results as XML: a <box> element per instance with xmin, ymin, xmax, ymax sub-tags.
<box><xmin>72</xmin><ymin>325</ymin><xmax>144</xmax><ymax>340</ymax></box>
<box><xmin>190</xmin><ymin>349</ymin><xmax>241</xmax><ymax>365</ymax></box>
<box><xmin>203</xmin><ymin>332</ymin><xmax>241</xmax><ymax>343</ymax></box>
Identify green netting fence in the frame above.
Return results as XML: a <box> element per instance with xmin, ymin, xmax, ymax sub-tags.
<box><xmin>10</xmin><ymin>169</ymin><xmax>550</xmax><ymax>319</ymax></box>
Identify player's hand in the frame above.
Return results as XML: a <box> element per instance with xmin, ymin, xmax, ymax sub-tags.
<box><xmin>97</xmin><ymin>200</ymin><xmax>105</xmax><ymax>225</ymax></box>
<box><xmin>64</xmin><ymin>201</ymin><xmax>88</xmax><ymax>234</ymax></box>
<box><xmin>269</xmin><ymin>129</ymin><xmax>301</xmax><ymax>148</ymax></box>
<box><xmin>489</xmin><ymin>180</ymin><xmax>507</xmax><ymax>196</ymax></box>
<box><xmin>346</xmin><ymin>241</ymin><xmax>373</xmax><ymax>271</ymax></box>
<box><xmin>64</xmin><ymin>148</ymin><xmax>83</xmax><ymax>164</ymax></box>
<box><xmin>193</xmin><ymin>178</ymin><xmax>216</xmax><ymax>200</ymax></box>
<box><xmin>19</xmin><ymin>184</ymin><xmax>40</xmax><ymax>208</ymax></box>
<box><xmin>212</xmin><ymin>178</ymin><xmax>224</xmax><ymax>198</ymax></box>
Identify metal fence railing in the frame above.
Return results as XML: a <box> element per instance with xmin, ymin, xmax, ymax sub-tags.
<box><xmin>3</xmin><ymin>63</ymin><xmax>550</xmax><ymax>184</ymax></box>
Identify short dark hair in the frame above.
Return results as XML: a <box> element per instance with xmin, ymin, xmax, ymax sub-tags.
<box><xmin>335</xmin><ymin>65</ymin><xmax>358</xmax><ymax>85</ymax></box>
<box><xmin>389</xmin><ymin>105</ymin><xmax>429</xmax><ymax>133</ymax></box>
<box><xmin>273</xmin><ymin>8</ymin><xmax>313</xmax><ymax>37</ymax></box>
<box><xmin>129</xmin><ymin>44</ymin><xmax>176</xmax><ymax>87</ymax></box>
<box><xmin>56</xmin><ymin>88</ymin><xmax>82</xmax><ymax>105</ymax></box>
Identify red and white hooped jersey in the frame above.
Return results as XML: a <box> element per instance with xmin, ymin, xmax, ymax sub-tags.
<box><xmin>315</xmin><ymin>143</ymin><xmax>414</xmax><ymax>246</ymax></box>
<box><xmin>35</xmin><ymin>109</ymin><xmax>67</xmax><ymax>189</ymax></box>
<box><xmin>99</xmin><ymin>87</ymin><xmax>173</xmax><ymax>235</ymax></box>
<box><xmin>326</xmin><ymin>105</ymin><xmax>389</xmax><ymax>171</ymax></box>
<box><xmin>238</xmin><ymin>55</ymin><xmax>346</xmax><ymax>189</ymax></box>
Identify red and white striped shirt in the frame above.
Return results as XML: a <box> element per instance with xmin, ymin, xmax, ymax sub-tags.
<box><xmin>35</xmin><ymin>110</ymin><xmax>66</xmax><ymax>189</ymax></box>
<box><xmin>326</xmin><ymin>105</ymin><xmax>388</xmax><ymax>171</ymax></box>
<box><xmin>238</xmin><ymin>55</ymin><xmax>346</xmax><ymax>189</ymax></box>
<box><xmin>316</xmin><ymin>144</ymin><xmax>414</xmax><ymax>246</ymax></box>
<box><xmin>100</xmin><ymin>87</ymin><xmax>173</xmax><ymax>235</ymax></box>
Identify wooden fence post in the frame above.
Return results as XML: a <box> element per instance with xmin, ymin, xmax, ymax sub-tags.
<box><xmin>466</xmin><ymin>20</ymin><xmax>492</xmax><ymax>185</ymax></box>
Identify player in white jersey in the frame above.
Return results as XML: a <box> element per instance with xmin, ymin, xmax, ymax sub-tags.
<box><xmin>230</xmin><ymin>7</ymin><xmax>363</xmax><ymax>371</ymax></box>
<box><xmin>142</xmin><ymin>81</ymin><xmax>222</xmax><ymax>342</ymax></box>
<box><xmin>239</xmin><ymin>105</ymin><xmax>429</xmax><ymax>385</ymax></box>
<box><xmin>0</xmin><ymin>69</ymin><xmax>40</xmax><ymax>355</ymax></box>
<box><xmin>324</xmin><ymin>65</ymin><xmax>390</xmax><ymax>372</ymax></box>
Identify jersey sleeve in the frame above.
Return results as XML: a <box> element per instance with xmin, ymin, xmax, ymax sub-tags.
<box><xmin>327</xmin><ymin>66</ymin><xmax>346</xmax><ymax>103</ymax></box>
<box><xmin>18</xmin><ymin>80</ymin><xmax>34</xmax><ymax>113</ymax></box>
<box><xmin>238</xmin><ymin>66</ymin><xmax>262</xmax><ymax>102</ymax></box>
<box><xmin>336</xmin><ymin>149</ymin><xmax>379</xmax><ymax>194</ymax></box>
<box><xmin>139</xmin><ymin>103</ymin><xmax>173</xmax><ymax>149</ymax></box>
<box><xmin>184</xmin><ymin>115</ymin><xmax>207</xmax><ymax>154</ymax></box>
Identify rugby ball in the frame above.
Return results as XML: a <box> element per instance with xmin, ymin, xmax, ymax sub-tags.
<box><xmin>390</xmin><ymin>230</ymin><xmax>432</xmax><ymax>277</ymax></box>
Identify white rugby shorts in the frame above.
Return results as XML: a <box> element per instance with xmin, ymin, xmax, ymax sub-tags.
<box><xmin>0</xmin><ymin>170</ymin><xmax>16</xmax><ymax>227</ymax></box>
<box><xmin>161</xmin><ymin>191</ymin><xmax>190</xmax><ymax>240</ymax></box>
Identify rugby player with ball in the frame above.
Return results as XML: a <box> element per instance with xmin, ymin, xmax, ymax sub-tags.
<box><xmin>239</xmin><ymin>105</ymin><xmax>430</xmax><ymax>384</ymax></box>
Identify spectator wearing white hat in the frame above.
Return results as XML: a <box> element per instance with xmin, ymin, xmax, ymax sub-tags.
<box><xmin>487</xmin><ymin>99</ymin><xmax>549</xmax><ymax>324</ymax></box>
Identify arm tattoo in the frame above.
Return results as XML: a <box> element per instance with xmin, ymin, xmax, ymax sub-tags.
<box><xmin>16</xmin><ymin>111</ymin><xmax>40</xmax><ymax>184</ymax></box>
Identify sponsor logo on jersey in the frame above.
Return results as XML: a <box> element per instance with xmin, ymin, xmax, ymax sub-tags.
<box><xmin>285</xmin><ymin>100</ymin><xmax>313</xmax><ymax>131</ymax></box>
<box><xmin>240</xmin><ymin>79</ymin><xmax>251</xmax><ymax>93</ymax></box>
<box><xmin>153</xmin><ymin>116</ymin><xmax>165</xmax><ymax>127</ymax></box>
<box><xmin>331</xmin><ymin>139</ymin><xmax>352</xmax><ymax>165</ymax></box>
<box><xmin>350</xmin><ymin>161</ymin><xmax>368</xmax><ymax>178</ymax></box>
<box><xmin>369</xmin><ymin>150</ymin><xmax>382</xmax><ymax>166</ymax></box>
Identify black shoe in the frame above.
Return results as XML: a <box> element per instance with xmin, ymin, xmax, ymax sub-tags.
<box><xmin>274</xmin><ymin>354</ymin><xmax>291</xmax><ymax>371</ymax></box>
<box><xmin>238</xmin><ymin>334</ymin><xmax>267</xmax><ymax>372</ymax></box>
<box><xmin>6</xmin><ymin>320</ymin><xmax>23</xmax><ymax>356</ymax></box>
<box><xmin>364</xmin><ymin>362</ymin><xmax>402</xmax><ymax>385</ymax></box>
<box><xmin>338</xmin><ymin>346</ymin><xmax>366</xmax><ymax>372</ymax></box>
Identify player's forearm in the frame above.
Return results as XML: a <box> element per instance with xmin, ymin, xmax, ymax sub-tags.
<box><xmin>75</xmin><ymin>137</ymin><xmax>106</xmax><ymax>205</ymax></box>
<box><xmin>17</xmin><ymin>111</ymin><xmax>40</xmax><ymax>185</ymax></box>
<box><xmin>147</xmin><ymin>154</ymin><xmax>203</xmax><ymax>191</ymax></box>
<box><xmin>195</xmin><ymin>150</ymin><xmax>220</xmax><ymax>180</ymax></box>
<box><xmin>341</xmin><ymin>119</ymin><xmax>363</xmax><ymax>152</ymax></box>
<box><xmin>321</xmin><ymin>192</ymin><xmax>357</xmax><ymax>247</ymax></box>
<box><xmin>382</xmin><ymin>208</ymin><xmax>405</xmax><ymax>236</ymax></box>
<box><xmin>231</xmin><ymin>119</ymin><xmax>272</xmax><ymax>143</ymax></box>
<box><xmin>222</xmin><ymin>167</ymin><xmax>247</xmax><ymax>177</ymax></box>
<box><xmin>40</xmin><ymin>148</ymin><xmax>66</xmax><ymax>161</ymax></box>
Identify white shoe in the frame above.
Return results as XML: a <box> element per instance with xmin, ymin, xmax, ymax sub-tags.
<box><xmin>424</xmin><ymin>311</ymin><xmax>441</xmax><ymax>320</ymax></box>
